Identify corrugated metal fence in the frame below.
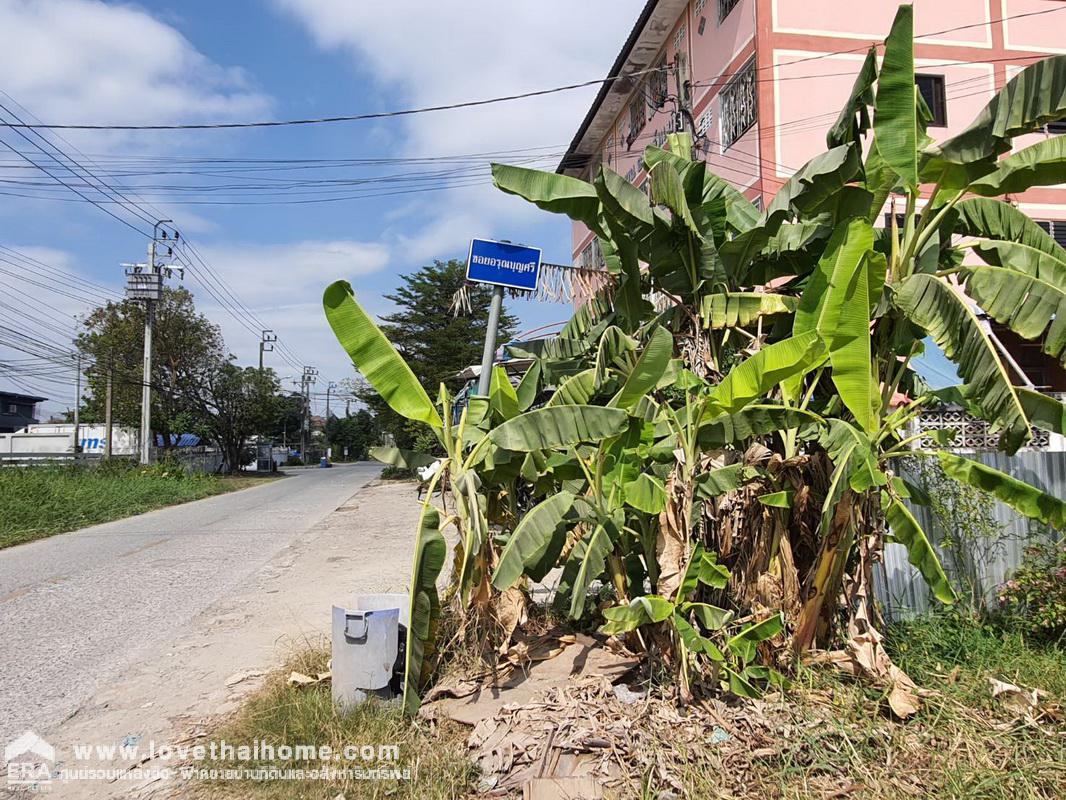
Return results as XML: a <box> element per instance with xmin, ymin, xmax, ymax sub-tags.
<box><xmin>875</xmin><ymin>450</ymin><xmax>1066</xmax><ymax>620</ymax></box>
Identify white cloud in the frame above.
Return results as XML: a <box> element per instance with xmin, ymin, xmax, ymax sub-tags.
<box><xmin>273</xmin><ymin>0</ymin><xmax>646</xmax><ymax>256</ymax></box>
<box><xmin>0</xmin><ymin>0</ymin><xmax>270</xmax><ymax>129</ymax></box>
<box><xmin>188</xmin><ymin>239</ymin><xmax>391</xmax><ymax>380</ymax></box>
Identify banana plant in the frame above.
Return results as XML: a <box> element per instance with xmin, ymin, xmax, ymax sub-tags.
<box><xmin>490</xmin><ymin>2</ymin><xmax>1066</xmax><ymax>663</ymax></box>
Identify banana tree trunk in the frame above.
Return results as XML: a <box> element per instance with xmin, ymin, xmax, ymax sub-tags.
<box><xmin>793</xmin><ymin>490</ymin><xmax>858</xmax><ymax>652</ymax></box>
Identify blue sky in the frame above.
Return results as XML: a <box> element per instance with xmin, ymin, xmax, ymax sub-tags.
<box><xmin>0</xmin><ymin>0</ymin><xmax>958</xmax><ymax>417</ymax></box>
<box><xmin>0</xmin><ymin>0</ymin><xmax>646</xmax><ymax>415</ymax></box>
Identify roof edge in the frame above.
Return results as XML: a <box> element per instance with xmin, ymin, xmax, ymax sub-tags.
<box><xmin>556</xmin><ymin>0</ymin><xmax>661</xmax><ymax>174</ymax></box>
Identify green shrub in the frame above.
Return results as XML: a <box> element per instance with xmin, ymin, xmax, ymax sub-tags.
<box><xmin>997</xmin><ymin>539</ymin><xmax>1066</xmax><ymax>643</ymax></box>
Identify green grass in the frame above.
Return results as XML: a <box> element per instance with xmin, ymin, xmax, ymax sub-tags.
<box><xmin>644</xmin><ymin>610</ymin><xmax>1066</xmax><ymax>800</ymax></box>
<box><xmin>738</xmin><ymin>612</ymin><xmax>1065</xmax><ymax>800</ymax></box>
<box><xmin>191</xmin><ymin>647</ymin><xmax>473</xmax><ymax>800</ymax></box>
<box><xmin>0</xmin><ymin>462</ymin><xmax>279</xmax><ymax>548</ymax></box>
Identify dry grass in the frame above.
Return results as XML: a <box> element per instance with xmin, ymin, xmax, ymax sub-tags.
<box><xmin>191</xmin><ymin>612</ymin><xmax>1064</xmax><ymax>800</ymax></box>
<box><xmin>188</xmin><ymin>647</ymin><xmax>473</xmax><ymax>800</ymax></box>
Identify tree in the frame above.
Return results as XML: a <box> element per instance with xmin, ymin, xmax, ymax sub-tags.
<box><xmin>77</xmin><ymin>288</ymin><xmax>226</xmax><ymax>448</ymax></box>
<box><xmin>357</xmin><ymin>259</ymin><xmax>518</xmax><ymax>449</ymax></box>
<box><xmin>324</xmin><ymin>5</ymin><xmax>1066</xmax><ymax>713</ymax></box>
<box><xmin>263</xmin><ymin>392</ymin><xmax>304</xmax><ymax>448</ymax></box>
<box><xmin>190</xmin><ymin>364</ymin><xmax>283</xmax><ymax>473</ymax></box>
<box><xmin>325</xmin><ymin>409</ymin><xmax>378</xmax><ymax>461</ymax></box>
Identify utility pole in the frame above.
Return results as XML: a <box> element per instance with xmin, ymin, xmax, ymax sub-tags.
<box><xmin>124</xmin><ymin>220</ymin><xmax>182</xmax><ymax>465</ymax></box>
<box><xmin>258</xmin><ymin>329</ymin><xmax>276</xmax><ymax>371</ymax></box>
<box><xmin>72</xmin><ymin>349</ymin><xmax>82</xmax><ymax>454</ymax></box>
<box><xmin>325</xmin><ymin>381</ymin><xmax>337</xmax><ymax>420</ymax></box>
<box><xmin>300</xmin><ymin>366</ymin><xmax>317</xmax><ymax>463</ymax></box>
<box><xmin>103</xmin><ymin>358</ymin><xmax>113</xmax><ymax>460</ymax></box>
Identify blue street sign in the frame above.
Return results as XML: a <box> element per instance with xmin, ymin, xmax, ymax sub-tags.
<box><xmin>466</xmin><ymin>238</ymin><xmax>542</xmax><ymax>292</ymax></box>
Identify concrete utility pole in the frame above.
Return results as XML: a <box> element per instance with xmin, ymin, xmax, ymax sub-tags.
<box><xmin>124</xmin><ymin>220</ymin><xmax>182</xmax><ymax>465</ymax></box>
<box><xmin>325</xmin><ymin>381</ymin><xmax>337</xmax><ymax>420</ymax></box>
<box><xmin>300</xmin><ymin>366</ymin><xmax>317</xmax><ymax>463</ymax></box>
<box><xmin>258</xmin><ymin>329</ymin><xmax>276</xmax><ymax>370</ymax></box>
<box><xmin>72</xmin><ymin>349</ymin><xmax>82</xmax><ymax>454</ymax></box>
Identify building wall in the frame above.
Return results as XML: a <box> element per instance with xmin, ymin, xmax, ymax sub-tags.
<box><xmin>571</xmin><ymin>0</ymin><xmax>1066</xmax><ymax>267</ymax></box>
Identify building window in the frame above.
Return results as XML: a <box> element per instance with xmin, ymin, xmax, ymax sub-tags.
<box><xmin>7</xmin><ymin>403</ymin><xmax>16</xmax><ymax>414</ymax></box>
<box><xmin>1035</xmin><ymin>219</ymin><xmax>1066</xmax><ymax>249</ymax></box>
<box><xmin>718</xmin><ymin>0</ymin><xmax>740</xmax><ymax>23</ymax></box>
<box><xmin>627</xmin><ymin>85</ymin><xmax>648</xmax><ymax>146</ymax></box>
<box><xmin>649</xmin><ymin>58</ymin><xmax>669</xmax><ymax>109</ymax></box>
<box><xmin>695</xmin><ymin>0</ymin><xmax>707</xmax><ymax>14</ymax></box>
<box><xmin>720</xmin><ymin>59</ymin><xmax>757</xmax><ymax>148</ymax></box>
<box><xmin>674</xmin><ymin>25</ymin><xmax>687</xmax><ymax>54</ymax></box>
<box><xmin>577</xmin><ymin>243</ymin><xmax>594</xmax><ymax>270</ymax></box>
<box><xmin>1046</xmin><ymin>121</ymin><xmax>1066</xmax><ymax>134</ymax></box>
<box><xmin>696</xmin><ymin>110</ymin><xmax>712</xmax><ymax>139</ymax></box>
<box><xmin>915</xmin><ymin>74</ymin><xmax>947</xmax><ymax>127</ymax></box>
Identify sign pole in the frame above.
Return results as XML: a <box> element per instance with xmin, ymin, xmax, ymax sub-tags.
<box><xmin>477</xmin><ymin>285</ymin><xmax>505</xmax><ymax>396</ymax></box>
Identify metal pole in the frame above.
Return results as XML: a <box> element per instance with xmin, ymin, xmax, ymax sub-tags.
<box><xmin>139</xmin><ymin>240</ymin><xmax>156</xmax><ymax>465</ymax></box>
<box><xmin>259</xmin><ymin>340</ymin><xmax>264</xmax><ymax>371</ymax></box>
<box><xmin>72</xmin><ymin>350</ymin><xmax>81</xmax><ymax>453</ymax></box>
<box><xmin>104</xmin><ymin>361</ymin><xmax>113</xmax><ymax>460</ymax></box>
<box><xmin>476</xmin><ymin>285</ymin><xmax>505</xmax><ymax>396</ymax></box>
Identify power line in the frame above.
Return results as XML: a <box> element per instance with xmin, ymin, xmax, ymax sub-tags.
<box><xmin>0</xmin><ymin>66</ymin><xmax>673</xmax><ymax>131</ymax></box>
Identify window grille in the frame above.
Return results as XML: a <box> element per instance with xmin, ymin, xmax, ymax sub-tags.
<box><xmin>674</xmin><ymin>25</ymin><xmax>687</xmax><ymax>53</ymax></box>
<box><xmin>1035</xmin><ymin>219</ymin><xmax>1066</xmax><ymax>249</ymax></box>
<box><xmin>720</xmin><ymin>59</ymin><xmax>757</xmax><ymax>148</ymax></box>
<box><xmin>627</xmin><ymin>86</ymin><xmax>647</xmax><ymax>145</ymax></box>
<box><xmin>718</xmin><ymin>0</ymin><xmax>740</xmax><ymax>23</ymax></box>
<box><xmin>591</xmin><ymin>239</ymin><xmax>605</xmax><ymax>270</ymax></box>
<box><xmin>577</xmin><ymin>243</ymin><xmax>595</xmax><ymax>270</ymax></box>
<box><xmin>696</xmin><ymin>110</ymin><xmax>712</xmax><ymax>138</ymax></box>
<box><xmin>695</xmin><ymin>0</ymin><xmax>707</xmax><ymax>15</ymax></box>
<box><xmin>649</xmin><ymin>59</ymin><xmax>669</xmax><ymax>108</ymax></box>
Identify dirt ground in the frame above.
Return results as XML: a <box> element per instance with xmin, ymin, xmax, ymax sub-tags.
<box><xmin>24</xmin><ymin>479</ymin><xmax>423</xmax><ymax>800</ymax></box>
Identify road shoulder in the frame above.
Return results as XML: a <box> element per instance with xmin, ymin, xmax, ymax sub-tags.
<box><xmin>34</xmin><ymin>478</ymin><xmax>422</xmax><ymax>800</ymax></box>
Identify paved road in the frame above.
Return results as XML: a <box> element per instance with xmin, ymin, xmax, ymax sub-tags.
<box><xmin>0</xmin><ymin>463</ymin><xmax>380</xmax><ymax>744</ymax></box>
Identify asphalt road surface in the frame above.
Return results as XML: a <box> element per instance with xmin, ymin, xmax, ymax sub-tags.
<box><xmin>0</xmin><ymin>463</ymin><xmax>381</xmax><ymax>745</ymax></box>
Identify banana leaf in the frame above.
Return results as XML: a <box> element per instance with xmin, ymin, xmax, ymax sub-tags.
<box><xmin>883</xmin><ymin>493</ymin><xmax>956</xmax><ymax>604</ymax></box>
<box><xmin>491</xmin><ymin>163</ymin><xmax>605</xmax><ymax>236</ymax></box>
<box><xmin>872</xmin><ymin>5</ymin><xmax>918</xmax><ymax>188</ymax></box>
<box><xmin>699</xmin><ymin>293</ymin><xmax>797</xmax><ymax>330</ymax></box>
<box><xmin>929</xmin><ymin>54</ymin><xmax>1066</xmax><ymax>166</ymax></box>
<box><xmin>491</xmin><ymin>491</ymin><xmax>577</xmax><ymax>590</ymax></box>
<box><xmin>958</xmin><ymin>265</ymin><xmax>1066</xmax><ymax>363</ymax></box>
<box><xmin>402</xmin><ymin>503</ymin><xmax>446</xmax><ymax>716</ymax></box>
<box><xmin>895</xmin><ymin>274</ymin><xmax>1030</xmax><ymax>453</ymax></box>
<box><xmin>323</xmin><ymin>281</ymin><xmax>441</xmax><ymax>429</ymax></box>
<box><xmin>611</xmin><ymin>326</ymin><xmax>673</xmax><ymax>409</ymax></box>
<box><xmin>706</xmin><ymin>330</ymin><xmax>826</xmax><ymax>416</ymax></box>
<box><xmin>937</xmin><ymin>451</ymin><xmax>1066</xmax><ymax>529</ymax></box>
<box><xmin>489</xmin><ymin>405</ymin><xmax>628</xmax><ymax>451</ymax></box>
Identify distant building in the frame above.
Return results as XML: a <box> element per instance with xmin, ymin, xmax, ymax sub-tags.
<box><xmin>559</xmin><ymin>0</ymin><xmax>1066</xmax><ymax>392</ymax></box>
<box><xmin>0</xmin><ymin>391</ymin><xmax>45</xmax><ymax>433</ymax></box>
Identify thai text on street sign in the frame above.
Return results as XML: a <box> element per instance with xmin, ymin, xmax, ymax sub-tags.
<box><xmin>466</xmin><ymin>238</ymin><xmax>542</xmax><ymax>292</ymax></box>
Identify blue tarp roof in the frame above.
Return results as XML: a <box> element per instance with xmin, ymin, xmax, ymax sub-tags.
<box><xmin>154</xmin><ymin>433</ymin><xmax>201</xmax><ymax>447</ymax></box>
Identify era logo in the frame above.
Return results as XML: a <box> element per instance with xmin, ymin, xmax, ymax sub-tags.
<box><xmin>5</xmin><ymin>731</ymin><xmax>55</xmax><ymax>787</ymax></box>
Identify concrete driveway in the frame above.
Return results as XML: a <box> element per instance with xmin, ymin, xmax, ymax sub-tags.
<box><xmin>0</xmin><ymin>463</ymin><xmax>381</xmax><ymax>745</ymax></box>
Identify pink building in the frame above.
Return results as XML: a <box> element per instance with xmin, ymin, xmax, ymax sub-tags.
<box><xmin>559</xmin><ymin>0</ymin><xmax>1066</xmax><ymax>389</ymax></box>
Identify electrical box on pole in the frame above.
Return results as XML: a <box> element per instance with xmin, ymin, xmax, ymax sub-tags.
<box><xmin>123</xmin><ymin>220</ymin><xmax>182</xmax><ymax>465</ymax></box>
